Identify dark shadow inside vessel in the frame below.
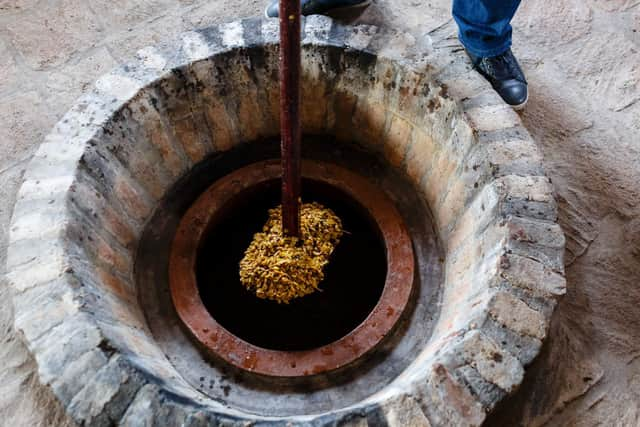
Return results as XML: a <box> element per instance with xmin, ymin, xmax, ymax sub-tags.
<box><xmin>196</xmin><ymin>178</ymin><xmax>388</xmax><ymax>351</ymax></box>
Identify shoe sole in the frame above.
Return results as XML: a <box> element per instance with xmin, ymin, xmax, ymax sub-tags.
<box><xmin>265</xmin><ymin>0</ymin><xmax>372</xmax><ymax>19</ymax></box>
<box><xmin>511</xmin><ymin>93</ymin><xmax>528</xmax><ymax>111</ymax></box>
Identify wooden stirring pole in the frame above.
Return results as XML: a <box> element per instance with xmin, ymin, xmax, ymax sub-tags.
<box><xmin>279</xmin><ymin>0</ymin><xmax>302</xmax><ymax>238</ymax></box>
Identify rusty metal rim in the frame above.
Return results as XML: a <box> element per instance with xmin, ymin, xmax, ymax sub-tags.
<box><xmin>169</xmin><ymin>159</ymin><xmax>414</xmax><ymax>377</ymax></box>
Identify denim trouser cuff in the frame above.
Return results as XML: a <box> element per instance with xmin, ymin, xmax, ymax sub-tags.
<box><xmin>458</xmin><ymin>33</ymin><xmax>512</xmax><ymax>58</ymax></box>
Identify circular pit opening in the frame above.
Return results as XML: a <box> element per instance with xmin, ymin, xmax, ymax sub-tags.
<box><xmin>169</xmin><ymin>160</ymin><xmax>414</xmax><ymax>377</ymax></box>
<box><xmin>197</xmin><ymin>177</ymin><xmax>387</xmax><ymax>351</ymax></box>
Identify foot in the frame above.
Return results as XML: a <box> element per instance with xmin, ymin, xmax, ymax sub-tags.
<box><xmin>466</xmin><ymin>48</ymin><xmax>528</xmax><ymax>109</ymax></box>
<box><xmin>265</xmin><ymin>0</ymin><xmax>371</xmax><ymax>18</ymax></box>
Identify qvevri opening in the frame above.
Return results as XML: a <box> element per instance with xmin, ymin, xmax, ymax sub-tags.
<box><xmin>169</xmin><ymin>160</ymin><xmax>415</xmax><ymax>377</ymax></box>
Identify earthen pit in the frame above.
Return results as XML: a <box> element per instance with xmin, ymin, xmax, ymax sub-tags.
<box><xmin>6</xmin><ymin>16</ymin><xmax>566</xmax><ymax>426</ymax></box>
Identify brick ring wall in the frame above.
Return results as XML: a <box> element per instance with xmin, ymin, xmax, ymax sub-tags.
<box><xmin>6</xmin><ymin>16</ymin><xmax>565</xmax><ymax>427</ymax></box>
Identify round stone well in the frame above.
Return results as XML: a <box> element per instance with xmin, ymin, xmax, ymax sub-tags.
<box><xmin>6</xmin><ymin>16</ymin><xmax>566</xmax><ymax>427</ymax></box>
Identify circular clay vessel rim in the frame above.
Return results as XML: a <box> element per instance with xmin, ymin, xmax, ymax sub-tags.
<box><xmin>169</xmin><ymin>159</ymin><xmax>414</xmax><ymax>377</ymax></box>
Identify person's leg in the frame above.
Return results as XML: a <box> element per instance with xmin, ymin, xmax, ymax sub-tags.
<box><xmin>265</xmin><ymin>0</ymin><xmax>370</xmax><ymax>19</ymax></box>
<box><xmin>452</xmin><ymin>0</ymin><xmax>521</xmax><ymax>57</ymax></box>
<box><xmin>452</xmin><ymin>0</ymin><xmax>528</xmax><ymax>109</ymax></box>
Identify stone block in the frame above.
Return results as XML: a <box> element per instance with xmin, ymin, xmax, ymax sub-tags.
<box><xmin>127</xmin><ymin>94</ymin><xmax>191</xmax><ymax>179</ymax></box>
<box><xmin>488</xmin><ymin>291</ymin><xmax>548</xmax><ymax>339</ymax></box>
<box><xmin>69</xmin><ymin>175</ymin><xmax>138</xmax><ymax>250</ymax></box>
<box><xmin>419</xmin><ymin>363</ymin><xmax>485</xmax><ymax>427</ymax></box>
<box><xmin>219</xmin><ymin>21</ymin><xmax>245</xmax><ymax>49</ymax></box>
<box><xmin>31</xmin><ymin>313</ymin><xmax>104</xmax><ymax>385</ymax></box>
<box><xmin>500</xmin><ymin>254</ymin><xmax>566</xmax><ymax>297</ymax></box>
<box><xmin>6</xmin><ymin>242</ymin><xmax>68</xmax><ymax>293</ymax></box>
<box><xmin>405</xmin><ymin>129</ymin><xmax>438</xmax><ymax>186</ymax></box>
<box><xmin>352</xmin><ymin>99</ymin><xmax>388</xmax><ymax>151</ymax></box>
<box><xmin>17</xmin><ymin>175</ymin><xmax>74</xmax><ymax>202</ymax></box>
<box><xmin>52</xmin><ymin>349</ymin><xmax>109</xmax><ymax>404</ymax></box>
<box><xmin>383</xmin><ymin>114</ymin><xmax>414</xmax><ymax>168</ymax></box>
<box><xmin>344</xmin><ymin>25</ymin><xmax>378</xmax><ymax>51</ymax></box>
<box><xmin>12</xmin><ymin>275</ymin><xmax>80</xmax><ymax>342</ymax></box>
<box><xmin>504</xmin><ymin>216</ymin><xmax>565</xmax><ymax>272</ymax></box>
<box><xmin>464</xmin><ymin>104</ymin><xmax>521</xmax><ymax>132</ymax></box>
<box><xmin>479</xmin><ymin>315</ymin><xmax>542</xmax><ymax>366</ymax></box>
<box><xmin>382</xmin><ymin>395</ymin><xmax>431</xmax><ymax>427</ymax></box>
<box><xmin>455</xmin><ymin>365</ymin><xmax>506</xmax><ymax>411</ymax></box>
<box><xmin>68</xmin><ymin>355</ymin><xmax>147</xmax><ymax>427</ymax></box>
<box><xmin>303</xmin><ymin>15</ymin><xmax>334</xmax><ymax>45</ymax></box>
<box><xmin>443</xmin><ymin>330</ymin><xmax>524</xmax><ymax>392</ymax></box>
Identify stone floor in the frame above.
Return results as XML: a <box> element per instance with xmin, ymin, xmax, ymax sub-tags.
<box><xmin>0</xmin><ymin>0</ymin><xmax>639</xmax><ymax>425</ymax></box>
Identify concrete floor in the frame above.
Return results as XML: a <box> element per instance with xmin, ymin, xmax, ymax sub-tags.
<box><xmin>1</xmin><ymin>0</ymin><xmax>639</xmax><ymax>425</ymax></box>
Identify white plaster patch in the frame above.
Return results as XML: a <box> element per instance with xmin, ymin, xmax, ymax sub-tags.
<box><xmin>95</xmin><ymin>73</ymin><xmax>140</xmax><ymax>102</ymax></box>
<box><xmin>18</xmin><ymin>176</ymin><xmax>74</xmax><ymax>201</ymax></box>
<box><xmin>136</xmin><ymin>46</ymin><xmax>167</xmax><ymax>71</ymax></box>
<box><xmin>181</xmin><ymin>31</ymin><xmax>213</xmax><ymax>61</ymax></box>
<box><xmin>220</xmin><ymin>21</ymin><xmax>244</xmax><ymax>48</ymax></box>
<box><xmin>345</xmin><ymin>25</ymin><xmax>378</xmax><ymax>51</ymax></box>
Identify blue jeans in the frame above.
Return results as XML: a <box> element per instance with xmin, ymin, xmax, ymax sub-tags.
<box><xmin>452</xmin><ymin>0</ymin><xmax>522</xmax><ymax>57</ymax></box>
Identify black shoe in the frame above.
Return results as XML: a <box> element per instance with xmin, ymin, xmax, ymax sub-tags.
<box><xmin>265</xmin><ymin>0</ymin><xmax>371</xmax><ymax>18</ymax></box>
<box><xmin>466</xmin><ymin>48</ymin><xmax>528</xmax><ymax>109</ymax></box>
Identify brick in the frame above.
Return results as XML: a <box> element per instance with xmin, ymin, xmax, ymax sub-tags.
<box><xmin>303</xmin><ymin>15</ymin><xmax>333</xmax><ymax>45</ymax></box>
<box><xmin>352</xmin><ymin>99</ymin><xmax>388</xmax><ymax>151</ymax></box>
<box><xmin>500</xmin><ymin>254</ymin><xmax>566</xmax><ymax>297</ymax></box>
<box><xmin>68</xmin><ymin>355</ymin><xmax>147</xmax><ymax>427</ymax></box>
<box><xmin>332</xmin><ymin>91</ymin><xmax>359</xmax><ymax>143</ymax></box>
<box><xmin>135</xmin><ymin>46</ymin><xmax>168</xmax><ymax>72</ymax></box>
<box><xmin>488</xmin><ymin>291</ymin><xmax>548</xmax><ymax>339</ymax></box>
<box><xmin>420</xmin><ymin>363</ymin><xmax>485</xmax><ymax>427</ymax></box>
<box><xmin>171</xmin><ymin>112</ymin><xmax>214</xmax><ymax>163</ymax></box>
<box><xmin>455</xmin><ymin>365</ymin><xmax>506</xmax><ymax>410</ymax></box>
<box><xmin>219</xmin><ymin>21</ymin><xmax>244</xmax><ymax>49</ymax></box>
<box><xmin>382</xmin><ymin>395</ymin><xmax>431</xmax><ymax>427</ymax></box>
<box><xmin>504</xmin><ymin>216</ymin><xmax>565</xmax><ymax>272</ymax></box>
<box><xmin>375</xmin><ymin>31</ymin><xmax>417</xmax><ymax>62</ymax></box>
<box><xmin>203</xmin><ymin>101</ymin><xmax>239</xmax><ymax>152</ymax></box>
<box><xmin>112</xmin><ymin>170</ymin><xmax>155</xmax><ymax>221</ymax></box>
<box><xmin>260</xmin><ymin>18</ymin><xmax>280</xmax><ymax>45</ymax></box>
<box><xmin>301</xmin><ymin>75</ymin><xmax>330</xmax><ymax>134</ymax></box>
<box><xmin>6</xmin><ymin>241</ymin><xmax>68</xmax><ymax>293</ymax></box>
<box><xmin>13</xmin><ymin>275</ymin><xmax>80</xmax><ymax>342</ymax></box>
<box><xmin>52</xmin><ymin>349</ymin><xmax>109</xmax><ymax>404</ymax></box>
<box><xmin>461</xmin><ymin>88</ymin><xmax>505</xmax><ymax>110</ymax></box>
<box><xmin>344</xmin><ymin>25</ymin><xmax>378</xmax><ymax>51</ymax></box>
<box><xmin>479</xmin><ymin>316</ymin><xmax>542</xmax><ymax>366</ymax></box>
<box><xmin>23</xmin><ymin>138</ymin><xmax>84</xmax><ymax>182</ymax></box>
<box><xmin>77</xmin><ymin>145</ymin><xmax>154</xmax><ymax>226</ymax></box>
<box><xmin>443</xmin><ymin>330</ymin><xmax>524</xmax><ymax>392</ymax></box>
<box><xmin>383</xmin><ymin>115</ymin><xmax>414</xmax><ymax>168</ymax></box>
<box><xmin>435</xmin><ymin>75</ymin><xmax>485</xmax><ymax>102</ymax></box>
<box><xmin>31</xmin><ymin>313</ymin><xmax>104</xmax><ymax>385</ymax></box>
<box><xmin>425</xmin><ymin>147</ymin><xmax>460</xmax><ymax>221</ymax></box>
<box><xmin>6</xmin><ymin>232</ymin><xmax>65</xmax><ymax>270</ymax></box>
<box><xmin>99</xmin><ymin>124</ymin><xmax>174</xmax><ymax>202</ymax></box>
<box><xmin>17</xmin><ymin>176</ymin><xmax>74</xmax><ymax>202</ymax></box>
<box><xmin>405</xmin><ymin>129</ymin><xmax>438</xmax><ymax>185</ymax></box>
<box><xmin>95</xmin><ymin>73</ymin><xmax>141</xmax><ymax>103</ymax></box>
<box><xmin>464</xmin><ymin>104</ymin><xmax>521</xmax><ymax>132</ymax></box>
<box><xmin>69</xmin><ymin>174</ymin><xmax>139</xmax><ymax>250</ymax></box>
<box><xmin>129</xmin><ymin>94</ymin><xmax>192</xmax><ymax>178</ymax></box>
<box><xmin>181</xmin><ymin>31</ymin><xmax>215</xmax><ymax>62</ymax></box>
<box><xmin>442</xmin><ymin>174</ymin><xmax>557</xmax><ymax>246</ymax></box>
